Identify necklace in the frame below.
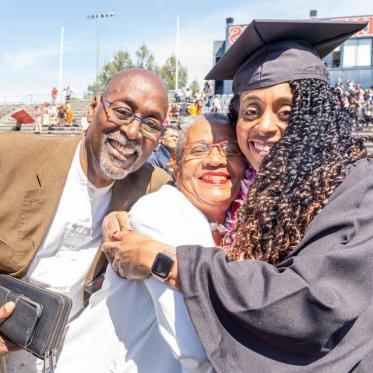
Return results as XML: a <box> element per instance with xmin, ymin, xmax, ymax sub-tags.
<box><xmin>219</xmin><ymin>166</ymin><xmax>256</xmax><ymax>247</ymax></box>
<box><xmin>209</xmin><ymin>222</ymin><xmax>225</xmax><ymax>246</ymax></box>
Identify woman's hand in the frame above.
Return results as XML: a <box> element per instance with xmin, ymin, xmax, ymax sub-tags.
<box><xmin>101</xmin><ymin>232</ymin><xmax>161</xmax><ymax>279</ymax></box>
<box><xmin>101</xmin><ymin>211</ymin><xmax>180</xmax><ymax>288</ymax></box>
<box><xmin>101</xmin><ymin>232</ymin><xmax>180</xmax><ymax>289</ymax></box>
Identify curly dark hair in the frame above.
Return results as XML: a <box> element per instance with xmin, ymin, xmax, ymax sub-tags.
<box><xmin>227</xmin><ymin>94</ymin><xmax>240</xmax><ymax>125</ymax></box>
<box><xmin>227</xmin><ymin>79</ymin><xmax>369</xmax><ymax>264</ymax></box>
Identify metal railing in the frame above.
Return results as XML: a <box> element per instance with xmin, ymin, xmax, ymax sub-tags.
<box><xmin>0</xmin><ymin>93</ymin><xmax>91</xmax><ymax>105</ymax></box>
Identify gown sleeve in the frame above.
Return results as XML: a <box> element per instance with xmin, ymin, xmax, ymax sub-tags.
<box><xmin>177</xmin><ymin>159</ymin><xmax>373</xmax><ymax>369</ymax></box>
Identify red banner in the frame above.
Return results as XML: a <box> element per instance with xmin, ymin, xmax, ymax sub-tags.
<box><xmin>11</xmin><ymin>109</ymin><xmax>34</xmax><ymax>124</ymax></box>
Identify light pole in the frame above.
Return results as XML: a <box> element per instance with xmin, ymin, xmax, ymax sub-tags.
<box><xmin>175</xmin><ymin>15</ymin><xmax>180</xmax><ymax>92</ymax></box>
<box><xmin>87</xmin><ymin>12</ymin><xmax>115</xmax><ymax>83</ymax></box>
<box><xmin>58</xmin><ymin>25</ymin><xmax>64</xmax><ymax>103</ymax></box>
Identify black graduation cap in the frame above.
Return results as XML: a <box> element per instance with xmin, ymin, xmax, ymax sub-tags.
<box><xmin>205</xmin><ymin>19</ymin><xmax>367</xmax><ymax>94</ymax></box>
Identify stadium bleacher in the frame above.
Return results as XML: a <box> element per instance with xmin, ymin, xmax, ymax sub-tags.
<box><xmin>1</xmin><ymin>98</ymin><xmax>372</xmax><ymax>151</ymax></box>
<box><xmin>0</xmin><ymin>100</ymin><xmax>90</xmax><ymax>135</ymax></box>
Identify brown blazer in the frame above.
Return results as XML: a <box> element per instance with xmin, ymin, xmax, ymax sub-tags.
<box><xmin>0</xmin><ymin>132</ymin><xmax>171</xmax><ymax>282</ymax></box>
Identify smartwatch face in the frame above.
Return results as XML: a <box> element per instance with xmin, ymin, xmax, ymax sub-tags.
<box><xmin>151</xmin><ymin>252</ymin><xmax>174</xmax><ymax>279</ymax></box>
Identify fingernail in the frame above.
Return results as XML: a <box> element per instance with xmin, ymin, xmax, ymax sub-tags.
<box><xmin>111</xmin><ymin>232</ymin><xmax>120</xmax><ymax>239</ymax></box>
<box><xmin>5</xmin><ymin>301</ymin><xmax>15</xmax><ymax>312</ymax></box>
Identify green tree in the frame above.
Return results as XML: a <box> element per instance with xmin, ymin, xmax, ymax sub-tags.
<box><xmin>135</xmin><ymin>44</ymin><xmax>158</xmax><ymax>73</ymax></box>
<box><xmin>159</xmin><ymin>55</ymin><xmax>188</xmax><ymax>90</ymax></box>
<box><xmin>190</xmin><ymin>80</ymin><xmax>200</xmax><ymax>96</ymax></box>
<box><xmin>87</xmin><ymin>49</ymin><xmax>133</xmax><ymax>95</ymax></box>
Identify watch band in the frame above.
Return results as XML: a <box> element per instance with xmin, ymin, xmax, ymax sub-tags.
<box><xmin>151</xmin><ymin>248</ymin><xmax>176</xmax><ymax>282</ymax></box>
<box><xmin>160</xmin><ymin>245</ymin><xmax>177</xmax><ymax>260</ymax></box>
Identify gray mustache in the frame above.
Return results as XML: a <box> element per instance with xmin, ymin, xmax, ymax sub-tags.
<box><xmin>105</xmin><ymin>133</ymin><xmax>141</xmax><ymax>152</ymax></box>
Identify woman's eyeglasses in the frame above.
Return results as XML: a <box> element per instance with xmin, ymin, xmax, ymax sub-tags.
<box><xmin>183</xmin><ymin>140</ymin><xmax>241</xmax><ymax>159</ymax></box>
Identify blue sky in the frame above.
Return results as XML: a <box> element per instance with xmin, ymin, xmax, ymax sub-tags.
<box><xmin>0</xmin><ymin>0</ymin><xmax>372</xmax><ymax>101</ymax></box>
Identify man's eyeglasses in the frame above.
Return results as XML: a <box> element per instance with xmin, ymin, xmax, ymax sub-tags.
<box><xmin>183</xmin><ymin>140</ymin><xmax>241</xmax><ymax>159</ymax></box>
<box><xmin>101</xmin><ymin>97</ymin><xmax>165</xmax><ymax>137</ymax></box>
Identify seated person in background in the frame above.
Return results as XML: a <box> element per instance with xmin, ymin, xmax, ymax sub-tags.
<box><xmin>170</xmin><ymin>103</ymin><xmax>179</xmax><ymax>119</ymax></box>
<box><xmin>41</xmin><ymin>102</ymin><xmax>50</xmax><ymax>127</ymax></box>
<box><xmin>47</xmin><ymin>104</ymin><xmax>58</xmax><ymax>127</ymax></box>
<box><xmin>187</xmin><ymin>102</ymin><xmax>198</xmax><ymax>116</ymax></box>
<box><xmin>65</xmin><ymin>103</ymin><xmax>73</xmax><ymax>125</ymax></box>
<box><xmin>179</xmin><ymin>103</ymin><xmax>188</xmax><ymax>117</ymax></box>
<box><xmin>57</xmin><ymin>104</ymin><xmax>66</xmax><ymax>127</ymax></box>
<box><xmin>55</xmin><ymin>113</ymin><xmax>245</xmax><ymax>373</ymax></box>
<box><xmin>147</xmin><ymin>125</ymin><xmax>180</xmax><ymax>176</ymax></box>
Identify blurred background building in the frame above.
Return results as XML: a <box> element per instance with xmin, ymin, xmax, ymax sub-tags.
<box><xmin>212</xmin><ymin>14</ymin><xmax>373</xmax><ymax>94</ymax></box>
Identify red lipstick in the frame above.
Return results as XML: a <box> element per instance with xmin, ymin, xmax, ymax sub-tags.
<box><xmin>200</xmin><ymin>172</ymin><xmax>230</xmax><ymax>185</ymax></box>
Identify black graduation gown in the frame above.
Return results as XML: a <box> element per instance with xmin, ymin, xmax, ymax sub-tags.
<box><xmin>178</xmin><ymin>158</ymin><xmax>373</xmax><ymax>372</ymax></box>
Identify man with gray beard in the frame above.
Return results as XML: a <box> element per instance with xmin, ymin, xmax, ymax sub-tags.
<box><xmin>0</xmin><ymin>68</ymin><xmax>171</xmax><ymax>372</ymax></box>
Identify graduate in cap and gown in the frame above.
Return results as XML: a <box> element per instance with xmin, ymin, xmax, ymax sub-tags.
<box><xmin>102</xmin><ymin>19</ymin><xmax>373</xmax><ymax>372</ymax></box>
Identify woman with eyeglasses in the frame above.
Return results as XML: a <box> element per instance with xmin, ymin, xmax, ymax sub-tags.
<box><xmin>54</xmin><ymin>113</ymin><xmax>245</xmax><ymax>373</ymax></box>
<box><xmin>101</xmin><ymin>20</ymin><xmax>373</xmax><ymax>372</ymax></box>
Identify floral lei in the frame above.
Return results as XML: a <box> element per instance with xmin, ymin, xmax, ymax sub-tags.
<box><xmin>210</xmin><ymin>166</ymin><xmax>256</xmax><ymax>247</ymax></box>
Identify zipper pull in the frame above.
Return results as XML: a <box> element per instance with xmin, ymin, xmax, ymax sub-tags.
<box><xmin>50</xmin><ymin>348</ymin><xmax>57</xmax><ymax>371</ymax></box>
<box><xmin>42</xmin><ymin>350</ymin><xmax>50</xmax><ymax>373</ymax></box>
<box><xmin>42</xmin><ymin>349</ymin><xmax>57</xmax><ymax>373</ymax></box>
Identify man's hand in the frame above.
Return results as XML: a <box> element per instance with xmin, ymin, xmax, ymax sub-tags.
<box><xmin>101</xmin><ymin>232</ymin><xmax>165</xmax><ymax>279</ymax></box>
<box><xmin>0</xmin><ymin>301</ymin><xmax>19</xmax><ymax>355</ymax></box>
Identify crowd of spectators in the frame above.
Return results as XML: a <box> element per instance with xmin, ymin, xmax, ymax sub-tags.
<box><xmin>335</xmin><ymin>78</ymin><xmax>373</xmax><ymax>129</ymax></box>
<box><xmin>165</xmin><ymin>80</ymin><xmax>373</xmax><ymax>132</ymax></box>
<box><xmin>30</xmin><ymin>86</ymin><xmax>75</xmax><ymax>132</ymax></box>
<box><xmin>165</xmin><ymin>83</ymin><xmax>233</xmax><ymax>129</ymax></box>
<box><xmin>31</xmin><ymin>102</ymin><xmax>74</xmax><ymax>132</ymax></box>
<box><xmin>6</xmin><ymin>80</ymin><xmax>373</xmax><ymax>134</ymax></box>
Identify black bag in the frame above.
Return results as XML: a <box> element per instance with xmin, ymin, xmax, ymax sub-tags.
<box><xmin>0</xmin><ymin>274</ymin><xmax>72</xmax><ymax>371</ymax></box>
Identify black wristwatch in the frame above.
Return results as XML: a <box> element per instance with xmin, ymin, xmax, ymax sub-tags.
<box><xmin>151</xmin><ymin>252</ymin><xmax>175</xmax><ymax>282</ymax></box>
